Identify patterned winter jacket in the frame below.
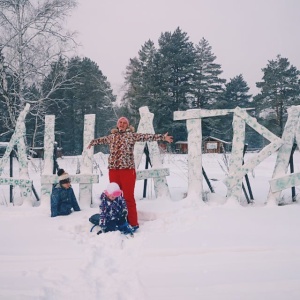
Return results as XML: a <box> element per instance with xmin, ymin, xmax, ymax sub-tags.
<box><xmin>51</xmin><ymin>184</ymin><xmax>81</xmax><ymax>217</ymax></box>
<box><xmin>99</xmin><ymin>192</ymin><xmax>128</xmax><ymax>229</ymax></box>
<box><xmin>88</xmin><ymin>128</ymin><xmax>165</xmax><ymax>169</ymax></box>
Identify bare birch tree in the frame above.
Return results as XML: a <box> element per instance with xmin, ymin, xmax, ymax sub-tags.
<box><xmin>0</xmin><ymin>0</ymin><xmax>78</xmax><ymax>142</ymax></box>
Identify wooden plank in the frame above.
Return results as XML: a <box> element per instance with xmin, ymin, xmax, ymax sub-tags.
<box><xmin>0</xmin><ymin>177</ymin><xmax>32</xmax><ymax>187</ymax></box>
<box><xmin>269</xmin><ymin>173</ymin><xmax>300</xmax><ymax>193</ymax></box>
<box><xmin>174</xmin><ymin>107</ymin><xmax>254</xmax><ymax>121</ymax></box>
<box><xmin>136</xmin><ymin>168</ymin><xmax>170</xmax><ymax>180</ymax></box>
<box><xmin>41</xmin><ymin>174</ymin><xmax>99</xmax><ymax>184</ymax></box>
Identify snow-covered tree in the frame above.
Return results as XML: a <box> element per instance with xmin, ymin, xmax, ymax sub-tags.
<box><xmin>0</xmin><ymin>47</ymin><xmax>17</xmax><ymax>139</ymax></box>
<box><xmin>0</xmin><ymin>0</ymin><xmax>77</xmax><ymax>134</ymax></box>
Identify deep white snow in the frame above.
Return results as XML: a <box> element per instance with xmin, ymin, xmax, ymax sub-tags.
<box><xmin>1</xmin><ymin>152</ymin><xmax>300</xmax><ymax>300</ymax></box>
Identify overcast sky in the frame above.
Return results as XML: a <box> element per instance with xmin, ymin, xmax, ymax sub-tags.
<box><xmin>67</xmin><ymin>0</ymin><xmax>300</xmax><ymax>98</ymax></box>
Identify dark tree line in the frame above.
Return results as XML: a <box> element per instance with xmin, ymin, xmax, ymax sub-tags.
<box><xmin>121</xmin><ymin>28</ymin><xmax>252</xmax><ymax>145</ymax></box>
<box><xmin>0</xmin><ymin>51</ymin><xmax>117</xmax><ymax>155</ymax></box>
<box><xmin>121</xmin><ymin>28</ymin><xmax>300</xmax><ymax>149</ymax></box>
<box><xmin>1</xmin><ymin>22</ymin><xmax>300</xmax><ymax>154</ymax></box>
<box><xmin>42</xmin><ymin>56</ymin><xmax>117</xmax><ymax>155</ymax></box>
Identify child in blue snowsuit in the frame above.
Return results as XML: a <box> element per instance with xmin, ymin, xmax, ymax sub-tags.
<box><xmin>98</xmin><ymin>182</ymin><xmax>133</xmax><ymax>235</ymax></box>
<box><xmin>51</xmin><ymin>169</ymin><xmax>81</xmax><ymax>217</ymax></box>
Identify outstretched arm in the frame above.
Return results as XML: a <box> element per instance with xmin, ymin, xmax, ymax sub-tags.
<box><xmin>87</xmin><ymin>136</ymin><xmax>110</xmax><ymax>149</ymax></box>
<box><xmin>133</xmin><ymin>132</ymin><xmax>174</xmax><ymax>143</ymax></box>
<box><xmin>163</xmin><ymin>132</ymin><xmax>173</xmax><ymax>143</ymax></box>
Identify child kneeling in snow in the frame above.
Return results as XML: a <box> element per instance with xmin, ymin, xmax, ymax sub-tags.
<box><xmin>51</xmin><ymin>169</ymin><xmax>81</xmax><ymax>217</ymax></box>
<box><xmin>98</xmin><ymin>182</ymin><xmax>133</xmax><ymax>235</ymax></box>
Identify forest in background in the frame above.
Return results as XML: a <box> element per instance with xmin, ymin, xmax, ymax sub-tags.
<box><xmin>1</xmin><ymin>0</ymin><xmax>300</xmax><ymax>155</ymax></box>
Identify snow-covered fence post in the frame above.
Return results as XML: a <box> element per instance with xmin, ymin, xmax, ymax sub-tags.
<box><xmin>40</xmin><ymin>115</ymin><xmax>55</xmax><ymax>206</ymax></box>
<box><xmin>134</xmin><ymin>106</ymin><xmax>171</xmax><ymax>199</ymax></box>
<box><xmin>224</xmin><ymin>107</ymin><xmax>283</xmax><ymax>203</ymax></box>
<box><xmin>225</xmin><ymin>113</ymin><xmax>246</xmax><ymax>201</ymax></box>
<box><xmin>186</xmin><ymin>117</ymin><xmax>203</xmax><ymax>200</ymax></box>
<box><xmin>0</xmin><ymin>104</ymin><xmax>33</xmax><ymax>206</ymax></box>
<box><xmin>268</xmin><ymin>106</ymin><xmax>300</xmax><ymax>204</ymax></box>
<box><xmin>80</xmin><ymin>114</ymin><xmax>96</xmax><ymax>207</ymax></box>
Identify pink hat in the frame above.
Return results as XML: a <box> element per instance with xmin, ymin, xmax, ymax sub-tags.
<box><xmin>104</xmin><ymin>182</ymin><xmax>122</xmax><ymax>198</ymax></box>
<box><xmin>117</xmin><ymin>117</ymin><xmax>129</xmax><ymax>126</ymax></box>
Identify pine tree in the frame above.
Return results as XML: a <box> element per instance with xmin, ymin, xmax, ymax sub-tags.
<box><xmin>122</xmin><ymin>28</ymin><xmax>195</xmax><ymax>141</ymax></box>
<box><xmin>192</xmin><ymin>38</ymin><xmax>226</xmax><ymax>139</ymax></box>
<box><xmin>222</xmin><ymin>74</ymin><xmax>252</xmax><ymax>109</ymax></box>
<box><xmin>153</xmin><ymin>27</ymin><xmax>195</xmax><ymax>141</ymax></box>
<box><xmin>60</xmin><ymin>57</ymin><xmax>117</xmax><ymax>155</ymax></box>
<box><xmin>192</xmin><ymin>38</ymin><xmax>226</xmax><ymax>109</ymax></box>
<box><xmin>212</xmin><ymin>74</ymin><xmax>256</xmax><ymax>147</ymax></box>
<box><xmin>254</xmin><ymin>55</ymin><xmax>300</xmax><ymax>136</ymax></box>
<box><xmin>122</xmin><ymin>40</ymin><xmax>158</xmax><ymax>126</ymax></box>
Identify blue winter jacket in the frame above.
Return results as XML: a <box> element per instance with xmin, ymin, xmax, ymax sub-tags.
<box><xmin>51</xmin><ymin>184</ymin><xmax>81</xmax><ymax>217</ymax></box>
<box><xmin>99</xmin><ymin>192</ymin><xmax>128</xmax><ymax>230</ymax></box>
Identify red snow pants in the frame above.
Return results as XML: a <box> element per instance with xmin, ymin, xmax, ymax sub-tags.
<box><xmin>109</xmin><ymin>169</ymin><xmax>138</xmax><ymax>226</ymax></box>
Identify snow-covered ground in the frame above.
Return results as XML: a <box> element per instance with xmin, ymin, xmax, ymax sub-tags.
<box><xmin>1</xmin><ymin>152</ymin><xmax>300</xmax><ymax>300</ymax></box>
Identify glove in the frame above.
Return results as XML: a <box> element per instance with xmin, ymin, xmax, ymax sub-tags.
<box><xmin>122</xmin><ymin>211</ymin><xmax>127</xmax><ymax>217</ymax></box>
<box><xmin>118</xmin><ymin>222</ymin><xmax>134</xmax><ymax>236</ymax></box>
